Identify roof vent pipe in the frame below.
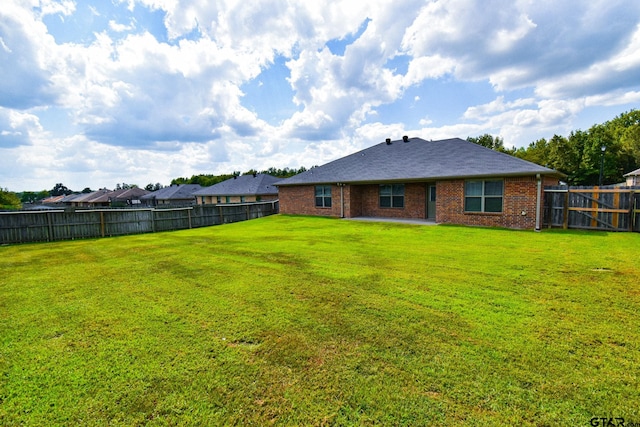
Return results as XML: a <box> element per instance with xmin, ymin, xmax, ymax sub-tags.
<box><xmin>386</xmin><ymin>138</ymin><xmax>392</xmax><ymax>145</ymax></box>
<box><xmin>403</xmin><ymin>135</ymin><xmax>409</xmax><ymax>142</ymax></box>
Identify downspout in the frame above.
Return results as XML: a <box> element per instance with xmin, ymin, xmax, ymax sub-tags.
<box><xmin>535</xmin><ymin>174</ymin><xmax>542</xmax><ymax>232</ymax></box>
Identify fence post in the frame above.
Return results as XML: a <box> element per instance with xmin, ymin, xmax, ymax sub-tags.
<box><xmin>188</xmin><ymin>209</ymin><xmax>192</xmax><ymax>229</ymax></box>
<box><xmin>46</xmin><ymin>211</ymin><xmax>54</xmax><ymax>242</ymax></box>
<box><xmin>633</xmin><ymin>191</ymin><xmax>638</xmax><ymax>232</ymax></box>
<box><xmin>563</xmin><ymin>190</ymin><xmax>569</xmax><ymax>229</ymax></box>
<box><xmin>100</xmin><ymin>211</ymin><xmax>106</xmax><ymax>238</ymax></box>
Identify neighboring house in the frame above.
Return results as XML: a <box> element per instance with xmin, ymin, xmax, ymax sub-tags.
<box><xmin>194</xmin><ymin>173</ymin><xmax>280</xmax><ymax>205</ymax></box>
<box><xmin>624</xmin><ymin>168</ymin><xmax>640</xmax><ymax>186</ymax></box>
<box><xmin>140</xmin><ymin>184</ymin><xmax>202</xmax><ymax>207</ymax></box>
<box><xmin>65</xmin><ymin>188</ymin><xmax>149</xmax><ymax>207</ymax></box>
<box><xmin>66</xmin><ymin>189</ymin><xmax>112</xmax><ymax>207</ymax></box>
<box><xmin>94</xmin><ymin>187</ymin><xmax>150</xmax><ymax>207</ymax></box>
<box><xmin>276</xmin><ymin>137</ymin><xmax>564</xmax><ymax>230</ymax></box>
<box><xmin>41</xmin><ymin>195</ymin><xmax>67</xmax><ymax>206</ymax></box>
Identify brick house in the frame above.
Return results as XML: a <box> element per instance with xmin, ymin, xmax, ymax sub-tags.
<box><xmin>276</xmin><ymin>137</ymin><xmax>563</xmax><ymax>230</ymax></box>
<box><xmin>193</xmin><ymin>173</ymin><xmax>279</xmax><ymax>205</ymax></box>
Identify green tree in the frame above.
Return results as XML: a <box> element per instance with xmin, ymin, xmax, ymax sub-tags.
<box><xmin>145</xmin><ymin>183</ymin><xmax>163</xmax><ymax>191</ymax></box>
<box><xmin>19</xmin><ymin>190</ymin><xmax>49</xmax><ymax>204</ymax></box>
<box><xmin>467</xmin><ymin>134</ymin><xmax>513</xmax><ymax>154</ymax></box>
<box><xmin>583</xmin><ymin>123</ymin><xmax>622</xmax><ymax>185</ymax></box>
<box><xmin>607</xmin><ymin>110</ymin><xmax>640</xmax><ymax>174</ymax></box>
<box><xmin>514</xmin><ymin>138</ymin><xmax>549</xmax><ymax>166</ymax></box>
<box><xmin>50</xmin><ymin>183</ymin><xmax>72</xmax><ymax>196</ymax></box>
<box><xmin>0</xmin><ymin>188</ymin><xmax>22</xmax><ymax>210</ymax></box>
<box><xmin>511</xmin><ymin>111</ymin><xmax>638</xmax><ymax>185</ymax></box>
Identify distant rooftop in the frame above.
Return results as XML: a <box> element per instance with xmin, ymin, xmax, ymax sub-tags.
<box><xmin>193</xmin><ymin>174</ymin><xmax>280</xmax><ymax>196</ymax></box>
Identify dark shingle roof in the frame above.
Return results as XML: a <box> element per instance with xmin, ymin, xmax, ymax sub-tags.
<box><xmin>276</xmin><ymin>137</ymin><xmax>562</xmax><ymax>186</ymax></box>
<box><xmin>140</xmin><ymin>184</ymin><xmax>202</xmax><ymax>201</ymax></box>
<box><xmin>624</xmin><ymin>167</ymin><xmax>640</xmax><ymax>177</ymax></box>
<box><xmin>193</xmin><ymin>174</ymin><xmax>280</xmax><ymax>196</ymax></box>
<box><xmin>68</xmin><ymin>189</ymin><xmax>111</xmax><ymax>203</ymax></box>
<box><xmin>90</xmin><ymin>187</ymin><xmax>150</xmax><ymax>203</ymax></box>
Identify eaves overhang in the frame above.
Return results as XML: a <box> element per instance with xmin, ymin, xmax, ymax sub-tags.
<box><xmin>276</xmin><ymin>170</ymin><xmax>565</xmax><ymax>187</ymax></box>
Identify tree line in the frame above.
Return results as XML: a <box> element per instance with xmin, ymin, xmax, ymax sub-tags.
<box><xmin>467</xmin><ymin>110</ymin><xmax>640</xmax><ymax>185</ymax></box>
<box><xmin>170</xmin><ymin>166</ymin><xmax>308</xmax><ymax>187</ymax></box>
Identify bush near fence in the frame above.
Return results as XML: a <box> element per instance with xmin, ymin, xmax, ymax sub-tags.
<box><xmin>0</xmin><ymin>201</ymin><xmax>279</xmax><ymax>245</ymax></box>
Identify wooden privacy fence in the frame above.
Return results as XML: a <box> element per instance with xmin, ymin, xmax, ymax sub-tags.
<box><xmin>0</xmin><ymin>201</ymin><xmax>279</xmax><ymax>245</ymax></box>
<box><xmin>544</xmin><ymin>186</ymin><xmax>640</xmax><ymax>232</ymax></box>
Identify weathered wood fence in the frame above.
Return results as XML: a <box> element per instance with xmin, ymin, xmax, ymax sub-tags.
<box><xmin>0</xmin><ymin>201</ymin><xmax>279</xmax><ymax>245</ymax></box>
<box><xmin>544</xmin><ymin>186</ymin><xmax>640</xmax><ymax>232</ymax></box>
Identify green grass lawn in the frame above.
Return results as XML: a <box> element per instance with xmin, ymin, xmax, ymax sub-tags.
<box><xmin>1</xmin><ymin>215</ymin><xmax>639</xmax><ymax>426</ymax></box>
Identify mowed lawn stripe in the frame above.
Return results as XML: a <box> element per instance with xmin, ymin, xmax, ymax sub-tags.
<box><xmin>0</xmin><ymin>215</ymin><xmax>638</xmax><ymax>426</ymax></box>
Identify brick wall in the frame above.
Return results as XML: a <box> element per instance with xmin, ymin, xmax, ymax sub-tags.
<box><xmin>437</xmin><ymin>176</ymin><xmax>558</xmax><ymax>229</ymax></box>
<box><xmin>279</xmin><ymin>185</ymin><xmax>342</xmax><ymax>217</ymax></box>
<box><xmin>357</xmin><ymin>183</ymin><xmax>426</xmax><ymax>218</ymax></box>
<box><xmin>279</xmin><ymin>183</ymin><xmax>427</xmax><ymax>218</ymax></box>
<box><xmin>279</xmin><ymin>175</ymin><xmax>559</xmax><ymax>229</ymax></box>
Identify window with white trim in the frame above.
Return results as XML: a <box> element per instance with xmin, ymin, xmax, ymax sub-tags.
<box><xmin>380</xmin><ymin>184</ymin><xmax>405</xmax><ymax>208</ymax></box>
<box><xmin>315</xmin><ymin>185</ymin><xmax>332</xmax><ymax>208</ymax></box>
<box><xmin>465</xmin><ymin>180</ymin><xmax>503</xmax><ymax>213</ymax></box>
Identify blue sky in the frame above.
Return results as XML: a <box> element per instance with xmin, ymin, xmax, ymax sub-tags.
<box><xmin>1</xmin><ymin>0</ymin><xmax>640</xmax><ymax>191</ymax></box>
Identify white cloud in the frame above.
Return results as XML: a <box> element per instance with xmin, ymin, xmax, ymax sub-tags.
<box><xmin>2</xmin><ymin>0</ymin><xmax>640</xmax><ymax>190</ymax></box>
<box><xmin>585</xmin><ymin>90</ymin><xmax>640</xmax><ymax>107</ymax></box>
<box><xmin>109</xmin><ymin>20</ymin><xmax>135</xmax><ymax>32</ymax></box>
<box><xmin>0</xmin><ymin>107</ymin><xmax>43</xmax><ymax>148</ymax></box>
<box><xmin>39</xmin><ymin>0</ymin><xmax>76</xmax><ymax>17</ymax></box>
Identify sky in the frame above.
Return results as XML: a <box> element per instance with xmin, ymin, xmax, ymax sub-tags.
<box><xmin>2</xmin><ymin>0</ymin><xmax>640</xmax><ymax>192</ymax></box>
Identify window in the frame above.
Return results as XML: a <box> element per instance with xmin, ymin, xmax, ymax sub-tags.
<box><xmin>315</xmin><ymin>185</ymin><xmax>332</xmax><ymax>208</ymax></box>
<box><xmin>240</xmin><ymin>196</ymin><xmax>246</xmax><ymax>203</ymax></box>
<box><xmin>465</xmin><ymin>180</ymin><xmax>503</xmax><ymax>213</ymax></box>
<box><xmin>225</xmin><ymin>196</ymin><xmax>231</xmax><ymax>203</ymax></box>
<box><xmin>380</xmin><ymin>184</ymin><xmax>405</xmax><ymax>208</ymax></box>
<box><xmin>216</xmin><ymin>196</ymin><xmax>222</xmax><ymax>204</ymax></box>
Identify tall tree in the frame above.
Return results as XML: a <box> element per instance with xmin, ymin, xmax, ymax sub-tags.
<box><xmin>145</xmin><ymin>183</ymin><xmax>164</xmax><ymax>191</ymax></box>
<box><xmin>514</xmin><ymin>138</ymin><xmax>549</xmax><ymax>166</ymax></box>
<box><xmin>467</xmin><ymin>134</ymin><xmax>513</xmax><ymax>154</ymax></box>
<box><xmin>50</xmin><ymin>183</ymin><xmax>72</xmax><ymax>196</ymax></box>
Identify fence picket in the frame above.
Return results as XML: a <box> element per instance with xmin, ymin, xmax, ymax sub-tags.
<box><xmin>0</xmin><ymin>201</ymin><xmax>279</xmax><ymax>244</ymax></box>
<box><xmin>544</xmin><ymin>186</ymin><xmax>640</xmax><ymax>232</ymax></box>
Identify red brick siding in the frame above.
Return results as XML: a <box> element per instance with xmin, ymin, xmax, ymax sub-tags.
<box><xmin>437</xmin><ymin>176</ymin><xmax>558</xmax><ymax>229</ymax></box>
<box><xmin>279</xmin><ymin>183</ymin><xmax>427</xmax><ymax>219</ymax></box>
<box><xmin>279</xmin><ymin>185</ymin><xmax>342</xmax><ymax>217</ymax></box>
<box><xmin>357</xmin><ymin>183</ymin><xmax>426</xmax><ymax>218</ymax></box>
<box><xmin>279</xmin><ymin>175</ymin><xmax>559</xmax><ymax>229</ymax></box>
<box><xmin>344</xmin><ymin>185</ymin><xmax>362</xmax><ymax>217</ymax></box>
